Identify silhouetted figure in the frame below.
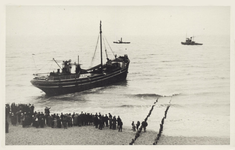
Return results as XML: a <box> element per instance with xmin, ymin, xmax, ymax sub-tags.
<box><xmin>142</xmin><ymin>121</ymin><xmax>148</xmax><ymax>132</ymax></box>
<box><xmin>109</xmin><ymin>114</ymin><xmax>113</xmax><ymax>129</ymax></box>
<box><xmin>118</xmin><ymin>121</ymin><xmax>123</xmax><ymax>132</ymax></box>
<box><xmin>6</xmin><ymin>118</ymin><xmax>9</xmax><ymax>133</ymax></box>
<box><xmin>104</xmin><ymin>114</ymin><xmax>109</xmax><ymax>127</ymax></box>
<box><xmin>117</xmin><ymin>116</ymin><xmax>121</xmax><ymax>128</ymax></box>
<box><xmin>11</xmin><ymin>113</ymin><xmax>17</xmax><ymax>126</ymax></box>
<box><xmin>132</xmin><ymin>121</ymin><xmax>136</xmax><ymax>131</ymax></box>
<box><xmin>136</xmin><ymin>121</ymin><xmax>140</xmax><ymax>130</ymax></box>
<box><xmin>112</xmin><ymin>116</ymin><xmax>116</xmax><ymax>130</ymax></box>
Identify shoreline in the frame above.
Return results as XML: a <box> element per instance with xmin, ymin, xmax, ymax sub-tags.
<box><xmin>5</xmin><ymin>124</ymin><xmax>230</xmax><ymax>145</ymax></box>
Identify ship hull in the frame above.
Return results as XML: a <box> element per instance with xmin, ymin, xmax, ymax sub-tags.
<box><xmin>181</xmin><ymin>42</ymin><xmax>203</xmax><ymax>45</ymax></box>
<box><xmin>113</xmin><ymin>42</ymin><xmax>130</xmax><ymax>44</ymax></box>
<box><xmin>31</xmin><ymin>67</ymin><xmax>129</xmax><ymax>96</ymax></box>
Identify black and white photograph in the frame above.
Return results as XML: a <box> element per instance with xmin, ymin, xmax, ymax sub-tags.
<box><xmin>2</xmin><ymin>0</ymin><xmax>234</xmax><ymax>148</ymax></box>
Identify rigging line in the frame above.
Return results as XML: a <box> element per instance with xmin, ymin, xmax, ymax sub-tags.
<box><xmin>49</xmin><ymin>62</ymin><xmax>53</xmax><ymax>71</ymax></box>
<box><xmin>37</xmin><ymin>60</ymin><xmax>53</xmax><ymax>72</ymax></box>
<box><xmin>102</xmin><ymin>37</ymin><xmax>109</xmax><ymax>59</ymax></box>
<box><xmin>104</xmin><ymin>36</ymin><xmax>115</xmax><ymax>57</ymax></box>
<box><xmin>90</xmin><ymin>34</ymin><xmax>100</xmax><ymax>67</ymax></box>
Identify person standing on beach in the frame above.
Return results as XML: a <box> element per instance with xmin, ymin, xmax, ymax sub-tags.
<box><xmin>94</xmin><ymin>115</ymin><xmax>98</xmax><ymax>128</ymax></box>
<box><xmin>44</xmin><ymin>107</ymin><xmax>50</xmax><ymax>125</ymax></box>
<box><xmin>104</xmin><ymin>114</ymin><xmax>109</xmax><ymax>127</ymax></box>
<box><xmin>98</xmin><ymin>116</ymin><xmax>103</xmax><ymax>130</ymax></box>
<box><xmin>68</xmin><ymin>114</ymin><xmax>72</xmax><ymax>127</ymax></box>
<box><xmin>47</xmin><ymin>115</ymin><xmax>52</xmax><ymax>127</ymax></box>
<box><xmin>118</xmin><ymin>120</ymin><xmax>123</xmax><ymax>132</ymax></box>
<box><xmin>112</xmin><ymin>116</ymin><xmax>117</xmax><ymax>130</ymax></box>
<box><xmin>109</xmin><ymin>114</ymin><xmax>113</xmax><ymax>129</ymax></box>
<box><xmin>73</xmin><ymin>113</ymin><xmax>78</xmax><ymax>126</ymax></box>
<box><xmin>142</xmin><ymin>121</ymin><xmax>148</xmax><ymax>132</ymax></box>
<box><xmin>132</xmin><ymin>121</ymin><xmax>136</xmax><ymax>131</ymax></box>
<box><xmin>30</xmin><ymin>104</ymin><xmax>34</xmax><ymax>115</ymax></box>
<box><xmin>62</xmin><ymin>115</ymin><xmax>68</xmax><ymax>129</ymax></box>
<box><xmin>5</xmin><ymin>104</ymin><xmax>10</xmax><ymax>118</ymax></box>
<box><xmin>17</xmin><ymin>111</ymin><xmax>22</xmax><ymax>124</ymax></box>
<box><xmin>136</xmin><ymin>121</ymin><xmax>140</xmax><ymax>130</ymax></box>
<box><xmin>35</xmin><ymin>116</ymin><xmax>39</xmax><ymax>128</ymax></box>
<box><xmin>6</xmin><ymin>118</ymin><xmax>9</xmax><ymax>133</ymax></box>
<box><xmin>39</xmin><ymin>113</ymin><xmax>45</xmax><ymax>128</ymax></box>
<box><xmin>53</xmin><ymin>116</ymin><xmax>57</xmax><ymax>128</ymax></box>
<box><xmin>117</xmin><ymin>116</ymin><xmax>121</xmax><ymax>128</ymax></box>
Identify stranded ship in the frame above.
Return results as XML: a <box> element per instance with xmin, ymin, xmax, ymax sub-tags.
<box><xmin>31</xmin><ymin>21</ymin><xmax>130</xmax><ymax>96</ymax></box>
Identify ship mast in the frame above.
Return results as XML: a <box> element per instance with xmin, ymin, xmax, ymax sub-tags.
<box><xmin>100</xmin><ymin>21</ymin><xmax>103</xmax><ymax>69</ymax></box>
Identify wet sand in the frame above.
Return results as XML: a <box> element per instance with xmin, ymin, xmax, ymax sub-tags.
<box><xmin>5</xmin><ymin>124</ymin><xmax>230</xmax><ymax>145</ymax></box>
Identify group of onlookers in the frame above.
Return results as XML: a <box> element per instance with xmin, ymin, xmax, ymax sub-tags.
<box><xmin>5</xmin><ymin>103</ymin><xmax>124</xmax><ymax>132</ymax></box>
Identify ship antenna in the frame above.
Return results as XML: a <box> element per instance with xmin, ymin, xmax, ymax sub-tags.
<box><xmin>53</xmin><ymin>58</ymin><xmax>61</xmax><ymax>69</ymax></box>
<box><xmin>100</xmin><ymin>21</ymin><xmax>103</xmax><ymax>69</ymax></box>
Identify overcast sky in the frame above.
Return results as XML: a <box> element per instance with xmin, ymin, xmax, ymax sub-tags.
<box><xmin>6</xmin><ymin>6</ymin><xmax>230</xmax><ymax>37</ymax></box>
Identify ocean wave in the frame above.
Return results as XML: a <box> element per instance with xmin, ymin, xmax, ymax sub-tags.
<box><xmin>161</xmin><ymin>93</ymin><xmax>181</xmax><ymax>97</ymax></box>
<box><xmin>132</xmin><ymin>93</ymin><xmax>162</xmax><ymax>98</ymax></box>
<box><xmin>119</xmin><ymin>104</ymin><xmax>153</xmax><ymax>108</ymax></box>
<box><xmin>130</xmin><ymin>93</ymin><xmax>180</xmax><ymax>98</ymax></box>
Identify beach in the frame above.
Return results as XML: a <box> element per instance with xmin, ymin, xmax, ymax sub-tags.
<box><xmin>5</xmin><ymin>124</ymin><xmax>229</xmax><ymax>145</ymax></box>
<box><xmin>5</xmin><ymin>6</ymin><xmax>231</xmax><ymax>147</ymax></box>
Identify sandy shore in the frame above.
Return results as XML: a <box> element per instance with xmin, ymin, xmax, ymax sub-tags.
<box><xmin>5</xmin><ymin>124</ymin><xmax>229</xmax><ymax>145</ymax></box>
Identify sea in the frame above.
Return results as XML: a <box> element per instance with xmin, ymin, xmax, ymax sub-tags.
<box><xmin>5</xmin><ymin>34</ymin><xmax>230</xmax><ymax>138</ymax></box>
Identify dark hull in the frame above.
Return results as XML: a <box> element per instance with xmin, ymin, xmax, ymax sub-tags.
<box><xmin>113</xmin><ymin>42</ymin><xmax>130</xmax><ymax>44</ymax></box>
<box><xmin>31</xmin><ymin>67</ymin><xmax>129</xmax><ymax>96</ymax></box>
<box><xmin>181</xmin><ymin>42</ymin><xmax>203</xmax><ymax>45</ymax></box>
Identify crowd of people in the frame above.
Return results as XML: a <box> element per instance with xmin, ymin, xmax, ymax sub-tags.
<box><xmin>5</xmin><ymin>103</ymin><xmax>124</xmax><ymax>132</ymax></box>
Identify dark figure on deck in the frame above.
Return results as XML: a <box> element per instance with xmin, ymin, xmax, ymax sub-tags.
<box><xmin>136</xmin><ymin>121</ymin><xmax>140</xmax><ymax>130</ymax></box>
<box><xmin>75</xmin><ymin>64</ymin><xmax>81</xmax><ymax>74</ymax></box>
<box><xmin>142</xmin><ymin>121</ymin><xmax>148</xmax><ymax>132</ymax></box>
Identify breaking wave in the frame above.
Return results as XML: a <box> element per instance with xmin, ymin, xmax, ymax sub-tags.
<box><xmin>130</xmin><ymin>93</ymin><xmax>180</xmax><ymax>98</ymax></box>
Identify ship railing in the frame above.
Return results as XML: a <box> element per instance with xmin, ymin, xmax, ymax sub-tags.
<box><xmin>48</xmin><ymin>74</ymin><xmax>80</xmax><ymax>80</ymax></box>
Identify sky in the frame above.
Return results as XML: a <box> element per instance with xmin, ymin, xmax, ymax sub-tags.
<box><xmin>6</xmin><ymin>6</ymin><xmax>230</xmax><ymax>37</ymax></box>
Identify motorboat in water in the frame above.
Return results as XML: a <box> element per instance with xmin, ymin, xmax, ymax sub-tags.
<box><xmin>113</xmin><ymin>38</ymin><xmax>130</xmax><ymax>44</ymax></box>
<box><xmin>181</xmin><ymin>36</ymin><xmax>203</xmax><ymax>45</ymax></box>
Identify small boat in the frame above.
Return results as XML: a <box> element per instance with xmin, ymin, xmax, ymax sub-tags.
<box><xmin>31</xmin><ymin>21</ymin><xmax>130</xmax><ymax>96</ymax></box>
<box><xmin>181</xmin><ymin>36</ymin><xmax>203</xmax><ymax>45</ymax></box>
<box><xmin>113</xmin><ymin>38</ymin><xmax>130</xmax><ymax>44</ymax></box>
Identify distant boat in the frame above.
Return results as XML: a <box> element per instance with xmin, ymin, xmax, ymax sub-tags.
<box><xmin>113</xmin><ymin>38</ymin><xmax>130</xmax><ymax>44</ymax></box>
<box><xmin>181</xmin><ymin>36</ymin><xmax>203</xmax><ymax>45</ymax></box>
<box><xmin>31</xmin><ymin>21</ymin><xmax>130</xmax><ymax>96</ymax></box>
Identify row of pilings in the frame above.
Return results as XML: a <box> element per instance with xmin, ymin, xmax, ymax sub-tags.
<box><xmin>129</xmin><ymin>96</ymin><xmax>172</xmax><ymax>145</ymax></box>
<box><xmin>129</xmin><ymin>98</ymin><xmax>159</xmax><ymax>145</ymax></box>
<box><xmin>153</xmin><ymin>96</ymin><xmax>172</xmax><ymax>145</ymax></box>
<box><xmin>153</xmin><ymin>104</ymin><xmax>171</xmax><ymax>145</ymax></box>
